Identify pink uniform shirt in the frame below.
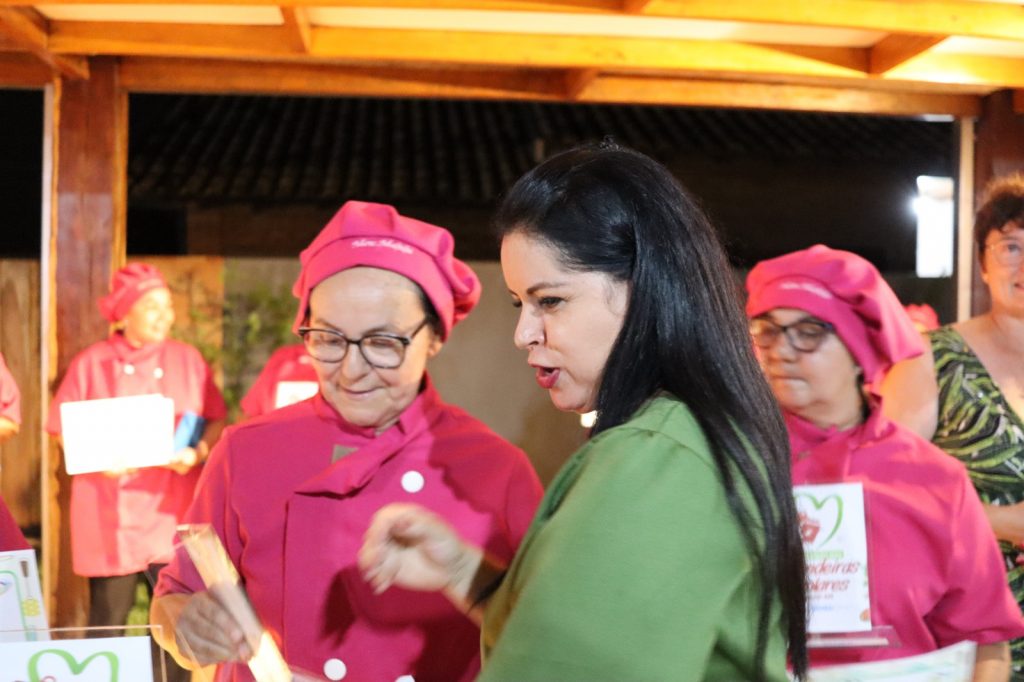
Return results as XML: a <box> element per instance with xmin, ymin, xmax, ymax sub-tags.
<box><xmin>0</xmin><ymin>495</ymin><xmax>29</xmax><ymax>551</ymax></box>
<box><xmin>157</xmin><ymin>380</ymin><xmax>542</xmax><ymax>682</ymax></box>
<box><xmin>47</xmin><ymin>333</ymin><xmax>227</xmax><ymax>576</ymax></box>
<box><xmin>0</xmin><ymin>352</ymin><xmax>21</xmax><ymax>425</ymax></box>
<box><xmin>789</xmin><ymin>409</ymin><xmax>1024</xmax><ymax>665</ymax></box>
<box><xmin>239</xmin><ymin>344</ymin><xmax>318</xmax><ymax>419</ymax></box>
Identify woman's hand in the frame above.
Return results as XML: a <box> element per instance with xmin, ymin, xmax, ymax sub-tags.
<box><xmin>358</xmin><ymin>503</ymin><xmax>481</xmax><ymax>599</ymax></box>
<box><xmin>166</xmin><ymin>441</ymin><xmax>209</xmax><ymax>475</ymax></box>
<box><xmin>985</xmin><ymin>501</ymin><xmax>1024</xmax><ymax>546</ymax></box>
<box><xmin>167</xmin><ymin>588</ymin><xmax>253</xmax><ymax>667</ymax></box>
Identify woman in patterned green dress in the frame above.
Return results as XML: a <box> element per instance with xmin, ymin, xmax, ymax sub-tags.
<box><xmin>883</xmin><ymin>173</ymin><xmax>1024</xmax><ymax>679</ymax></box>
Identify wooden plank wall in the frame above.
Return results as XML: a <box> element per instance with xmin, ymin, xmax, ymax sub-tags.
<box><xmin>0</xmin><ymin>259</ymin><xmax>41</xmax><ymax>539</ymax></box>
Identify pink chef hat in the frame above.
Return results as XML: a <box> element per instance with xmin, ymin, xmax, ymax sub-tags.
<box><xmin>97</xmin><ymin>263</ymin><xmax>169</xmax><ymax>323</ymax></box>
<box><xmin>745</xmin><ymin>244</ymin><xmax>924</xmax><ymax>387</ymax></box>
<box><xmin>292</xmin><ymin>201</ymin><xmax>481</xmax><ymax>339</ymax></box>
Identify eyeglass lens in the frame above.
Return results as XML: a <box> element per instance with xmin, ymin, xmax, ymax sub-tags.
<box><xmin>749</xmin><ymin>318</ymin><xmax>831</xmax><ymax>352</ymax></box>
<box><xmin>989</xmin><ymin>240</ymin><xmax>1024</xmax><ymax>268</ymax></box>
<box><xmin>302</xmin><ymin>330</ymin><xmax>406</xmax><ymax>368</ymax></box>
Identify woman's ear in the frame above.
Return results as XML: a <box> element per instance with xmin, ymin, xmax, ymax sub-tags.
<box><xmin>426</xmin><ymin>334</ymin><xmax>444</xmax><ymax>359</ymax></box>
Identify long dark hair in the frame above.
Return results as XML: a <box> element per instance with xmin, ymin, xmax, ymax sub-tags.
<box><xmin>494</xmin><ymin>143</ymin><xmax>808</xmax><ymax>679</ymax></box>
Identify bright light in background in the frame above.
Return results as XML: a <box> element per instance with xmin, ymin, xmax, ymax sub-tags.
<box><xmin>914</xmin><ymin>175</ymin><xmax>954</xmax><ymax>278</ymax></box>
<box><xmin>580</xmin><ymin>411</ymin><xmax>597</xmax><ymax>428</ymax></box>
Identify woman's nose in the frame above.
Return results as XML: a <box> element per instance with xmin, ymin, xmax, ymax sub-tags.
<box><xmin>765</xmin><ymin>333</ymin><xmax>799</xmax><ymax>361</ymax></box>
<box><xmin>339</xmin><ymin>343</ymin><xmax>372</xmax><ymax>377</ymax></box>
<box><xmin>513</xmin><ymin>309</ymin><xmax>543</xmax><ymax>350</ymax></box>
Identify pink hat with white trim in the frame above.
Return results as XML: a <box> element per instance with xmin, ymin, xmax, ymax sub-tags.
<box><xmin>97</xmin><ymin>263</ymin><xmax>169</xmax><ymax>322</ymax></box>
<box><xmin>292</xmin><ymin>201</ymin><xmax>481</xmax><ymax>339</ymax></box>
<box><xmin>745</xmin><ymin>244</ymin><xmax>924</xmax><ymax>387</ymax></box>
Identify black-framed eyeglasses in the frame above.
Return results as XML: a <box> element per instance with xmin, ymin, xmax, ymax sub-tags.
<box><xmin>985</xmin><ymin>239</ymin><xmax>1024</xmax><ymax>269</ymax></box>
<box><xmin>749</xmin><ymin>316</ymin><xmax>835</xmax><ymax>353</ymax></box>
<box><xmin>298</xmin><ymin>318</ymin><xmax>430</xmax><ymax>369</ymax></box>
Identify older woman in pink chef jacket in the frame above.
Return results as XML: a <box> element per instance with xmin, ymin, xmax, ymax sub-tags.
<box><xmin>46</xmin><ymin>263</ymin><xmax>228</xmax><ymax>632</ymax></box>
<box><xmin>152</xmin><ymin>201</ymin><xmax>543</xmax><ymax>682</ymax></box>
<box><xmin>746</xmin><ymin>245</ymin><xmax>1024</xmax><ymax>678</ymax></box>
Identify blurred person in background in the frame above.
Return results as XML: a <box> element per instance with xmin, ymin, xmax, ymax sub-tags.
<box><xmin>884</xmin><ymin>174</ymin><xmax>1024</xmax><ymax>677</ymax></box>
<box><xmin>47</xmin><ymin>263</ymin><xmax>227</xmax><ymax>682</ymax></box>
<box><xmin>239</xmin><ymin>343</ymin><xmax>317</xmax><ymax>419</ymax></box>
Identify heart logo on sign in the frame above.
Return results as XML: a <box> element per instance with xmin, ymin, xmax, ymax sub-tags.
<box><xmin>27</xmin><ymin>649</ymin><xmax>120</xmax><ymax>682</ymax></box>
<box><xmin>794</xmin><ymin>493</ymin><xmax>844</xmax><ymax>549</ymax></box>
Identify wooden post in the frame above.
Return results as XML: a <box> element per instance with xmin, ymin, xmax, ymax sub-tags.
<box><xmin>972</xmin><ymin>89</ymin><xmax>1024</xmax><ymax>315</ymax></box>
<box><xmin>43</xmin><ymin>56</ymin><xmax>127</xmax><ymax>627</ymax></box>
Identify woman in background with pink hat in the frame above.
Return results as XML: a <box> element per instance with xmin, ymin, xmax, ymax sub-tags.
<box><xmin>746</xmin><ymin>245</ymin><xmax>1023</xmax><ymax>678</ymax></box>
<box><xmin>151</xmin><ymin>201</ymin><xmax>542</xmax><ymax>682</ymax></box>
<box><xmin>46</xmin><ymin>263</ymin><xmax>227</xmax><ymax>680</ymax></box>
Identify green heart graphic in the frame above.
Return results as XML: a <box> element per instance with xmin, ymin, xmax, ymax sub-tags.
<box><xmin>28</xmin><ymin>649</ymin><xmax>120</xmax><ymax>682</ymax></box>
<box><xmin>794</xmin><ymin>492</ymin><xmax>844</xmax><ymax>547</ymax></box>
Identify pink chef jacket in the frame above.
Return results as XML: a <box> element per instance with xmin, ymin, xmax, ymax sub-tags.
<box><xmin>0</xmin><ymin>352</ymin><xmax>21</xmax><ymax>425</ymax></box>
<box><xmin>788</xmin><ymin>408</ymin><xmax>1024</xmax><ymax>666</ymax></box>
<box><xmin>239</xmin><ymin>344</ymin><xmax>318</xmax><ymax>418</ymax></box>
<box><xmin>156</xmin><ymin>378</ymin><xmax>543</xmax><ymax>682</ymax></box>
<box><xmin>46</xmin><ymin>333</ymin><xmax>227</xmax><ymax>577</ymax></box>
<box><xmin>0</xmin><ymin>494</ymin><xmax>29</xmax><ymax>551</ymax></box>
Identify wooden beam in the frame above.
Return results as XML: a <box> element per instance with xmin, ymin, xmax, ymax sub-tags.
<box><xmin>621</xmin><ymin>0</ymin><xmax>653</xmax><ymax>12</ymax></box>
<box><xmin>869</xmin><ymin>34</ymin><xmax>946</xmax><ymax>75</ymax></box>
<box><xmin>580</xmin><ymin>74</ymin><xmax>981</xmax><ymax>116</ymax></box>
<box><xmin>115</xmin><ymin>56</ymin><xmax>979</xmax><ymax>116</ymax></box>
<box><xmin>885</xmin><ymin>52</ymin><xmax>1024</xmax><ymax>90</ymax></box>
<box><xmin>45</xmin><ymin>56</ymin><xmax>127</xmax><ymax>628</ymax></box>
<box><xmin>280</xmin><ymin>5</ymin><xmax>311</xmax><ymax>53</ymax></box>
<box><xmin>118</xmin><ymin>57</ymin><xmax>567</xmax><ymax>99</ymax></box>
<box><xmin>55</xmin><ymin>21</ymin><xmax>1024</xmax><ymax>91</ymax></box>
<box><xmin>0</xmin><ymin>7</ymin><xmax>87</xmax><ymax>79</ymax></box>
<box><xmin>565</xmin><ymin>67</ymin><xmax>599</xmax><ymax>99</ymax></box>
<box><xmin>0</xmin><ymin>52</ymin><xmax>53</xmax><ymax>86</ymax></box>
<box><xmin>17</xmin><ymin>0</ymin><xmax>1024</xmax><ymax>42</ymax></box>
<box><xmin>6</xmin><ymin>0</ymin><xmax>621</xmax><ymax>9</ymax></box>
<box><xmin>52</xmin><ymin>23</ymin><xmax>871</xmax><ymax>79</ymax></box>
<box><xmin>50</xmin><ymin>21</ymin><xmax>294</xmax><ymax>59</ymax></box>
<box><xmin>629</xmin><ymin>0</ymin><xmax>1024</xmax><ymax>44</ymax></box>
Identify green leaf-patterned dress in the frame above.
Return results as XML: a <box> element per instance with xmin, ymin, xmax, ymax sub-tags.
<box><xmin>930</xmin><ymin>326</ymin><xmax>1024</xmax><ymax>676</ymax></box>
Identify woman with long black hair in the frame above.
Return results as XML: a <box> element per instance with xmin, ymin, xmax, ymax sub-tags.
<box><xmin>360</xmin><ymin>143</ymin><xmax>808</xmax><ymax>681</ymax></box>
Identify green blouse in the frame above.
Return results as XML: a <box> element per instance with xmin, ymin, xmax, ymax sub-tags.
<box><xmin>479</xmin><ymin>396</ymin><xmax>789</xmax><ymax>682</ymax></box>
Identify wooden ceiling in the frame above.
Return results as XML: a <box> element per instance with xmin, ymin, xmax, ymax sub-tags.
<box><xmin>3</xmin><ymin>1</ymin><xmax>1024</xmax><ymax>116</ymax></box>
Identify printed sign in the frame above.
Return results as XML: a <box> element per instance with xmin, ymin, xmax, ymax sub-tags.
<box><xmin>273</xmin><ymin>381</ymin><xmax>319</xmax><ymax>410</ymax></box>
<box><xmin>803</xmin><ymin>639</ymin><xmax>975</xmax><ymax>681</ymax></box>
<box><xmin>794</xmin><ymin>482</ymin><xmax>871</xmax><ymax>633</ymax></box>
<box><xmin>0</xmin><ymin>635</ymin><xmax>152</xmax><ymax>681</ymax></box>
<box><xmin>0</xmin><ymin>551</ymin><xmax>48</xmax><ymax>642</ymax></box>
<box><xmin>60</xmin><ymin>394</ymin><xmax>175</xmax><ymax>474</ymax></box>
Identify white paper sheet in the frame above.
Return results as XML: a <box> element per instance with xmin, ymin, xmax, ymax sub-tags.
<box><xmin>0</xmin><ymin>635</ymin><xmax>153</xmax><ymax>681</ymax></box>
<box><xmin>804</xmin><ymin>640</ymin><xmax>976</xmax><ymax>681</ymax></box>
<box><xmin>273</xmin><ymin>381</ymin><xmax>319</xmax><ymax>409</ymax></box>
<box><xmin>60</xmin><ymin>394</ymin><xmax>175</xmax><ymax>475</ymax></box>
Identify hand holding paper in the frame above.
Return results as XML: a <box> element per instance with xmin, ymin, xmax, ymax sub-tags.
<box><xmin>172</xmin><ymin>586</ymin><xmax>253</xmax><ymax>665</ymax></box>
